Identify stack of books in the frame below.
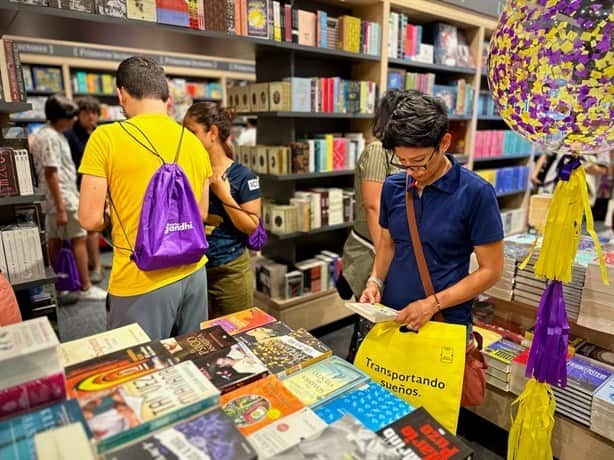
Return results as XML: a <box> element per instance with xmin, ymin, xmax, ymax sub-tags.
<box><xmin>500</xmin><ymin>208</ymin><xmax>527</xmax><ymax>236</ymax></box>
<box><xmin>0</xmin><ymin>146</ymin><xmax>35</xmax><ymax>198</ymax></box>
<box><xmin>475</xmin><ymin>166</ymin><xmax>529</xmax><ymax>196</ymax></box>
<box><xmin>474</xmin><ymin>130</ymin><xmax>533</xmax><ymax>158</ymax></box>
<box><xmin>591</xmin><ymin>375</ymin><xmax>614</xmax><ymax>442</ymax></box>
<box><xmin>483</xmin><ymin>339</ymin><xmax>527</xmax><ymax>392</ymax></box>
<box><xmin>229</xmin><ymin>79</ymin><xmax>377</xmax><ymax>115</ymax></box>
<box><xmin>387</xmin><ymin>15</ymin><xmax>475</xmax><ymax>69</ymax></box>
<box><xmin>253</xmin><ymin>251</ymin><xmax>342</xmax><ymax>300</ymax></box>
<box><xmin>72</xmin><ymin>71</ymin><xmax>115</xmax><ymax>95</ymax></box>
<box><xmin>0</xmin><ymin>318</ymin><xmax>65</xmax><ymax>419</ymax></box>
<box><xmin>510</xmin><ymin>349</ymin><xmax>530</xmax><ymax>395</ymax></box>
<box><xmin>552</xmin><ymin>355</ymin><xmax>613</xmax><ymax>427</ymax></box>
<box><xmin>0</xmin><ymin>307</ymin><xmax>478</xmax><ymax>459</ymax></box>
<box><xmin>576</xmin><ymin>342</ymin><xmax>614</xmax><ymax>369</ymax></box>
<box><xmin>0</xmin><ymin>224</ymin><xmax>46</xmax><ymax>285</ymax></box>
<box><xmin>237</xmin><ymin>132</ymin><xmax>364</xmax><ymax>176</ymax></box>
<box><xmin>578</xmin><ymin>252</ymin><xmax>614</xmax><ymax>333</ymax></box>
<box><xmin>470</xmin><ymin>251</ymin><xmax>516</xmax><ymax>300</ymax></box>
<box><xmin>387</xmin><ymin>69</ymin><xmax>435</xmax><ymax>94</ymax></box>
<box><xmin>0</xmin><ymin>38</ymin><xmax>27</xmax><ymax>103</ymax></box>
<box><xmin>477</xmin><ymin>91</ymin><xmax>498</xmax><ymax>117</ymax></box>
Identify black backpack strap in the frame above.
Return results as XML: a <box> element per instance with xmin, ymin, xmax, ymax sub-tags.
<box><xmin>105</xmin><ymin>192</ymin><xmax>135</xmax><ymax>255</ymax></box>
<box><xmin>173</xmin><ymin>126</ymin><xmax>186</xmax><ymax>163</ymax></box>
<box><xmin>119</xmin><ymin>121</ymin><xmax>165</xmax><ymax>165</ymax></box>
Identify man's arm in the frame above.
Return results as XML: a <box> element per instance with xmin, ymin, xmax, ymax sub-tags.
<box><xmin>79</xmin><ymin>175</ymin><xmax>108</xmax><ymax>232</ymax></box>
<box><xmin>44</xmin><ymin>167</ymin><xmax>68</xmax><ymax>225</ymax></box>
<box><xmin>397</xmin><ymin>240</ymin><xmax>504</xmax><ymax>326</ymax></box>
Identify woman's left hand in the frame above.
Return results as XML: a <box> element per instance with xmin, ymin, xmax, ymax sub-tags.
<box><xmin>396</xmin><ymin>298</ymin><xmax>438</xmax><ymax>330</ymax></box>
<box><xmin>211</xmin><ymin>174</ymin><xmax>232</xmax><ymax>200</ymax></box>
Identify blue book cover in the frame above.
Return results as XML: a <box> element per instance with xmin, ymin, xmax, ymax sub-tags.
<box><xmin>0</xmin><ymin>400</ymin><xmax>92</xmax><ymax>458</ymax></box>
<box><xmin>103</xmin><ymin>408</ymin><xmax>257</xmax><ymax>460</ymax></box>
<box><xmin>288</xmin><ymin>78</ymin><xmax>312</xmax><ymax>112</ymax></box>
<box><xmin>564</xmin><ymin>355</ymin><xmax>613</xmax><ymax>395</ymax></box>
<box><xmin>594</xmin><ymin>375</ymin><xmax>614</xmax><ymax>405</ymax></box>
<box><xmin>314</xmin><ymin>381</ymin><xmax>414</xmax><ymax>431</ymax></box>
<box><xmin>319</xmin><ymin>11</ymin><xmax>327</xmax><ymax>48</ymax></box>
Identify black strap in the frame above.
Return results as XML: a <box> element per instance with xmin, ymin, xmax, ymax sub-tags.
<box><xmin>105</xmin><ymin>193</ymin><xmax>134</xmax><ymax>255</ymax></box>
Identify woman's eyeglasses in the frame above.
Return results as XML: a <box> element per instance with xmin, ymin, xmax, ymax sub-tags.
<box><xmin>389</xmin><ymin>147</ymin><xmax>439</xmax><ymax>171</ymax></box>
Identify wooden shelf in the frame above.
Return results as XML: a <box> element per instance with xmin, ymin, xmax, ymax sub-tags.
<box><xmin>0</xmin><ymin>0</ymin><xmax>379</xmax><ymax>63</ymax></box>
<box><xmin>0</xmin><ymin>102</ymin><xmax>32</xmax><ymax>114</ymax></box>
<box><xmin>388</xmin><ymin>58</ymin><xmax>477</xmax><ymax>75</ymax></box>
<box><xmin>473</xmin><ymin>154</ymin><xmax>532</xmax><ymax>165</ymax></box>
<box><xmin>238</xmin><ymin>112</ymin><xmax>374</xmax><ymax>119</ymax></box>
<box><xmin>11</xmin><ymin>267</ymin><xmax>57</xmax><ymax>292</ymax></box>
<box><xmin>253</xmin><ymin>289</ymin><xmax>351</xmax><ymax>331</ymax></box>
<box><xmin>467</xmin><ymin>386</ymin><xmax>614</xmax><ymax>460</ymax></box>
<box><xmin>496</xmin><ymin>190</ymin><xmax>527</xmax><ymax>198</ymax></box>
<box><xmin>477</xmin><ymin>115</ymin><xmax>503</xmax><ymax>121</ymax></box>
<box><xmin>73</xmin><ymin>92</ymin><xmax>117</xmax><ymax>98</ymax></box>
<box><xmin>268</xmin><ymin>222</ymin><xmax>352</xmax><ymax>240</ymax></box>
<box><xmin>0</xmin><ymin>194</ymin><xmax>45</xmax><ymax>207</ymax></box>
<box><xmin>259</xmin><ymin>170</ymin><xmax>355</xmax><ymax>181</ymax></box>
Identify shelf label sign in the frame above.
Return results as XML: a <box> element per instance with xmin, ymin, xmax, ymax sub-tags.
<box><xmin>14</xmin><ymin>41</ymin><xmax>254</xmax><ymax>74</ymax></box>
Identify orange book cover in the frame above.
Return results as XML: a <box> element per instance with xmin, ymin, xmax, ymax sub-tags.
<box><xmin>220</xmin><ymin>375</ymin><xmax>304</xmax><ymax>436</ymax></box>
<box><xmin>200</xmin><ymin>307</ymin><xmax>276</xmax><ymax>335</ymax></box>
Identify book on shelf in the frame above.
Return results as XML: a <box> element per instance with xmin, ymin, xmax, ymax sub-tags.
<box><xmin>220</xmin><ymin>374</ymin><xmax>305</xmax><ymax>436</ymax></box>
<box><xmin>31</xmin><ymin>66</ymin><xmax>63</xmax><ymax>93</ymax></box>
<box><xmin>97</xmin><ymin>0</ymin><xmax>127</xmax><ymax>17</ymax></box>
<box><xmin>102</xmin><ymin>408</ymin><xmax>257</xmax><ymax>460</ymax></box>
<box><xmin>0</xmin><ymin>38</ymin><xmax>27</xmax><ymax>103</ymax></box>
<box><xmin>314</xmin><ymin>380</ymin><xmax>413</xmax><ymax>432</ymax></box>
<box><xmin>127</xmin><ymin>0</ymin><xmax>157</xmax><ymax>21</ymax></box>
<box><xmin>78</xmin><ymin>361</ymin><xmax>220</xmax><ymax>453</ymax></box>
<box><xmin>156</xmin><ymin>0</ymin><xmax>190</xmax><ymax>27</ymax></box>
<box><xmin>377</xmin><ymin>407</ymin><xmax>474</xmax><ymax>460</ymax></box>
<box><xmin>236</xmin><ymin>322</ymin><xmax>333</xmax><ymax>378</ymax></box>
<box><xmin>48</xmin><ymin>0</ymin><xmax>96</xmax><ymax>12</ymax></box>
<box><xmin>0</xmin><ymin>225</ymin><xmax>46</xmax><ymax>285</ymax></box>
<box><xmin>483</xmin><ymin>339</ymin><xmax>526</xmax><ymax>373</ymax></box>
<box><xmin>200</xmin><ymin>307</ymin><xmax>277</xmax><ymax>335</ymax></box>
<box><xmin>60</xmin><ymin>323</ymin><xmax>151</xmax><ymax>367</ymax></box>
<box><xmin>0</xmin><ymin>400</ymin><xmax>92</xmax><ymax>460</ymax></box>
<box><xmin>34</xmin><ymin>423</ymin><xmax>96</xmax><ymax>460</ymax></box>
<box><xmin>281</xmin><ymin>356</ymin><xmax>370</xmax><ymax>408</ymax></box>
<box><xmin>344</xmin><ymin>302</ymin><xmax>399</xmax><ymax>323</ymax></box>
<box><xmin>271</xmin><ymin>413</ymin><xmax>397</xmax><ymax>460</ymax></box>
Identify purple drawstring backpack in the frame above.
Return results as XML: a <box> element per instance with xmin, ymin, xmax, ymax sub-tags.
<box><xmin>53</xmin><ymin>240</ymin><xmax>81</xmax><ymax>291</ymax></box>
<box><xmin>108</xmin><ymin>121</ymin><xmax>208</xmax><ymax>271</ymax></box>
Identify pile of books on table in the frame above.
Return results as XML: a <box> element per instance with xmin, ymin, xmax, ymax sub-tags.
<box><xmin>0</xmin><ymin>310</ymin><xmax>473</xmax><ymax>459</ymax></box>
<box><xmin>482</xmin><ymin>338</ymin><xmax>527</xmax><ymax>392</ymax></box>
<box><xmin>578</xmin><ymin>251</ymin><xmax>614</xmax><ymax>334</ymax></box>
<box><xmin>591</xmin><ymin>375</ymin><xmax>614</xmax><ymax>442</ymax></box>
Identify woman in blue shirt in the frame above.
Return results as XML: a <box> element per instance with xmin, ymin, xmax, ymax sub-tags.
<box><xmin>360</xmin><ymin>91</ymin><xmax>504</xmax><ymax>335</ymax></box>
<box><xmin>184</xmin><ymin>102</ymin><xmax>262</xmax><ymax>317</ymax></box>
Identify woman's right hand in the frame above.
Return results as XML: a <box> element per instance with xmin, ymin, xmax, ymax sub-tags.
<box><xmin>360</xmin><ymin>281</ymin><xmax>381</xmax><ymax>304</ymax></box>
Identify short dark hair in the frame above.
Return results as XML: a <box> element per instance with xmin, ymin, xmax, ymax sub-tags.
<box><xmin>115</xmin><ymin>56</ymin><xmax>169</xmax><ymax>101</ymax></box>
<box><xmin>45</xmin><ymin>94</ymin><xmax>78</xmax><ymax>123</ymax></box>
<box><xmin>76</xmin><ymin>96</ymin><xmax>101</xmax><ymax>115</ymax></box>
<box><xmin>373</xmin><ymin>89</ymin><xmax>405</xmax><ymax>140</ymax></box>
<box><xmin>382</xmin><ymin>90</ymin><xmax>449</xmax><ymax>150</ymax></box>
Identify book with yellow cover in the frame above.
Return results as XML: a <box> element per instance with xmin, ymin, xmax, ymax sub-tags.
<box><xmin>61</xmin><ymin>324</ymin><xmax>151</xmax><ymax>368</ymax></box>
<box><xmin>200</xmin><ymin>307</ymin><xmax>276</xmax><ymax>336</ymax></box>
<box><xmin>221</xmin><ymin>375</ymin><xmax>305</xmax><ymax>436</ymax></box>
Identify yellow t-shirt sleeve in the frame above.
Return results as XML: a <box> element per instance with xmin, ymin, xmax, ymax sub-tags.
<box><xmin>79</xmin><ymin>127</ymin><xmax>111</xmax><ymax>178</ymax></box>
<box><xmin>202</xmin><ymin>146</ymin><xmax>213</xmax><ymax>180</ymax></box>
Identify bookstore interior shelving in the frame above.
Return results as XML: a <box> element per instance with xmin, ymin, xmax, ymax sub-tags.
<box><xmin>1</xmin><ymin>1</ymin><xmax>613</xmax><ymax>456</ymax></box>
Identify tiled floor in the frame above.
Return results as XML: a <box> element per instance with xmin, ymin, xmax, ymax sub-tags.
<box><xmin>57</xmin><ymin>251</ymin><xmax>506</xmax><ymax>459</ymax></box>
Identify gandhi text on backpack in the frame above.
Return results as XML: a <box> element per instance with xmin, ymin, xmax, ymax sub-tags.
<box><xmin>107</xmin><ymin>121</ymin><xmax>208</xmax><ymax>271</ymax></box>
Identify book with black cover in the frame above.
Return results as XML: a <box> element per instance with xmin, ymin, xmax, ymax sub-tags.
<box><xmin>0</xmin><ymin>147</ymin><xmax>19</xmax><ymax>197</ymax></box>
<box><xmin>160</xmin><ymin>326</ymin><xmax>238</xmax><ymax>368</ymax></box>
<box><xmin>377</xmin><ymin>407</ymin><xmax>473</xmax><ymax>460</ymax></box>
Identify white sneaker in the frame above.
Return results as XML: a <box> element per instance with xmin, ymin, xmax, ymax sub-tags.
<box><xmin>80</xmin><ymin>285</ymin><xmax>107</xmax><ymax>301</ymax></box>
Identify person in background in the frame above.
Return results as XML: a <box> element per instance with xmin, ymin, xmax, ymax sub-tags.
<box><xmin>340</xmin><ymin>90</ymin><xmax>402</xmax><ymax>361</ymax></box>
<box><xmin>78</xmin><ymin>56</ymin><xmax>212</xmax><ymax>340</ymax></box>
<box><xmin>184</xmin><ymin>102</ymin><xmax>261</xmax><ymax>317</ymax></box>
<box><xmin>64</xmin><ymin>96</ymin><xmax>104</xmax><ymax>284</ymax></box>
<box><xmin>236</xmin><ymin>117</ymin><xmax>257</xmax><ymax>147</ymax></box>
<box><xmin>31</xmin><ymin>95</ymin><xmax>107</xmax><ymax>301</ymax></box>
<box><xmin>361</xmin><ymin>90</ymin><xmax>503</xmax><ymax>338</ymax></box>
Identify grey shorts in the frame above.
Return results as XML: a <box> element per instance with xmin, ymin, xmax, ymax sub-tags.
<box><xmin>46</xmin><ymin>211</ymin><xmax>87</xmax><ymax>240</ymax></box>
<box><xmin>107</xmin><ymin>266</ymin><xmax>207</xmax><ymax>340</ymax></box>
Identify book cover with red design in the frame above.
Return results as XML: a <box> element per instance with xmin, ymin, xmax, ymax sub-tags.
<box><xmin>200</xmin><ymin>307</ymin><xmax>277</xmax><ymax>335</ymax></box>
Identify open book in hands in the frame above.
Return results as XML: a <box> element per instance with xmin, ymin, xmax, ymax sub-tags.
<box><xmin>344</xmin><ymin>302</ymin><xmax>399</xmax><ymax>323</ymax></box>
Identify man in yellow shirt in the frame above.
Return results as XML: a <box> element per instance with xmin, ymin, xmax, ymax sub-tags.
<box><xmin>78</xmin><ymin>56</ymin><xmax>212</xmax><ymax>339</ymax></box>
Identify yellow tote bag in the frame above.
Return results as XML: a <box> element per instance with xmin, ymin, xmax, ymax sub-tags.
<box><xmin>354</xmin><ymin>321</ymin><xmax>466</xmax><ymax>434</ymax></box>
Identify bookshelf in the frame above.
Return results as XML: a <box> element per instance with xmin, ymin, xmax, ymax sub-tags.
<box><xmin>0</xmin><ymin>102</ymin><xmax>58</xmax><ymax>321</ymax></box>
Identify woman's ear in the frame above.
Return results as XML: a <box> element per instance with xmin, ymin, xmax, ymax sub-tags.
<box><xmin>439</xmin><ymin>132</ymin><xmax>453</xmax><ymax>153</ymax></box>
<box><xmin>209</xmin><ymin>124</ymin><xmax>220</xmax><ymax>142</ymax></box>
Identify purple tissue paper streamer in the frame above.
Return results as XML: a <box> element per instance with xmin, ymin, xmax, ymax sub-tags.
<box><xmin>525</xmin><ymin>281</ymin><xmax>569</xmax><ymax>387</ymax></box>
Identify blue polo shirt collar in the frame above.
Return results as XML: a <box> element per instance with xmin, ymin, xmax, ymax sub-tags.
<box><xmin>427</xmin><ymin>154</ymin><xmax>460</xmax><ymax>194</ymax></box>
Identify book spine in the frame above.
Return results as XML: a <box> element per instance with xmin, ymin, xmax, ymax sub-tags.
<box><xmin>291</xmin><ymin>7</ymin><xmax>298</xmax><ymax>43</ymax></box>
<box><xmin>3</xmin><ymin>40</ymin><xmax>20</xmax><ymax>102</ymax></box>
<box><xmin>10</xmin><ymin>42</ymin><xmax>26</xmax><ymax>102</ymax></box>
<box><xmin>0</xmin><ymin>148</ymin><xmax>19</xmax><ymax>197</ymax></box>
